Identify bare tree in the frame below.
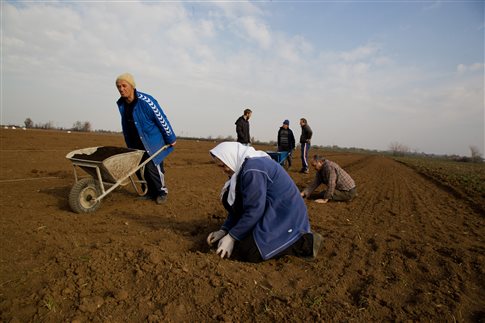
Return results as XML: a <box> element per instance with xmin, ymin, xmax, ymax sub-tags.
<box><xmin>389</xmin><ymin>141</ymin><xmax>410</xmax><ymax>156</ymax></box>
<box><xmin>72</xmin><ymin>121</ymin><xmax>91</xmax><ymax>132</ymax></box>
<box><xmin>72</xmin><ymin>121</ymin><xmax>83</xmax><ymax>131</ymax></box>
<box><xmin>470</xmin><ymin>145</ymin><xmax>482</xmax><ymax>163</ymax></box>
<box><xmin>36</xmin><ymin>121</ymin><xmax>54</xmax><ymax>129</ymax></box>
<box><xmin>24</xmin><ymin>118</ymin><xmax>34</xmax><ymax>128</ymax></box>
<box><xmin>82</xmin><ymin>121</ymin><xmax>91</xmax><ymax>132</ymax></box>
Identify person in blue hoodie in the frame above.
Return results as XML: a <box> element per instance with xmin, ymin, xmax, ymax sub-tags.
<box><xmin>207</xmin><ymin>142</ymin><xmax>323</xmax><ymax>262</ymax></box>
<box><xmin>115</xmin><ymin>73</ymin><xmax>176</xmax><ymax>205</ymax></box>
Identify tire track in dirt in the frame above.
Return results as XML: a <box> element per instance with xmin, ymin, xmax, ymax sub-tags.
<box><xmin>309</xmin><ymin>155</ymin><xmax>484</xmax><ymax>321</ymax></box>
<box><xmin>1</xmin><ymin>130</ymin><xmax>484</xmax><ymax>322</ymax></box>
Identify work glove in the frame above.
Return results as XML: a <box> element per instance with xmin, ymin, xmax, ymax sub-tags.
<box><xmin>216</xmin><ymin>234</ymin><xmax>235</xmax><ymax>259</ymax></box>
<box><xmin>206</xmin><ymin>229</ymin><xmax>226</xmax><ymax>245</ymax></box>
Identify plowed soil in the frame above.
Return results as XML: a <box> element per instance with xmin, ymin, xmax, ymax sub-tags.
<box><xmin>1</xmin><ymin>129</ymin><xmax>484</xmax><ymax>322</ymax></box>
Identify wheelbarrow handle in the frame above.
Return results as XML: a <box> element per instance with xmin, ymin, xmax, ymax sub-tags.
<box><xmin>137</xmin><ymin>144</ymin><xmax>171</xmax><ymax>169</ymax></box>
<box><xmin>90</xmin><ymin>144</ymin><xmax>172</xmax><ymax>203</ymax></box>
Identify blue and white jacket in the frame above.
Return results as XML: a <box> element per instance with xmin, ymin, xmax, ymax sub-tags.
<box><xmin>222</xmin><ymin>157</ymin><xmax>311</xmax><ymax>260</ymax></box>
<box><xmin>117</xmin><ymin>90</ymin><xmax>176</xmax><ymax>165</ymax></box>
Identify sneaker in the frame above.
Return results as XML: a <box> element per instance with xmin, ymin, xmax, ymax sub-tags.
<box><xmin>312</xmin><ymin>232</ymin><xmax>323</xmax><ymax>258</ymax></box>
<box><xmin>155</xmin><ymin>194</ymin><xmax>168</xmax><ymax>204</ymax></box>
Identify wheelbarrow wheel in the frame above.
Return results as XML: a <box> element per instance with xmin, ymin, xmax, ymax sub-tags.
<box><xmin>69</xmin><ymin>178</ymin><xmax>102</xmax><ymax>213</ymax></box>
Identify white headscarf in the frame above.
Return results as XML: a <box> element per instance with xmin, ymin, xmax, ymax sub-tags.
<box><xmin>210</xmin><ymin>142</ymin><xmax>270</xmax><ymax>206</ymax></box>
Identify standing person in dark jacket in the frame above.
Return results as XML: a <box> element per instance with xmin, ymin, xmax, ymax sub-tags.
<box><xmin>277</xmin><ymin>119</ymin><xmax>296</xmax><ymax>168</ymax></box>
<box><xmin>235</xmin><ymin>108</ymin><xmax>252</xmax><ymax>145</ymax></box>
<box><xmin>299</xmin><ymin>118</ymin><xmax>313</xmax><ymax>174</ymax></box>
<box><xmin>206</xmin><ymin>142</ymin><xmax>323</xmax><ymax>263</ymax></box>
<box><xmin>115</xmin><ymin>73</ymin><xmax>177</xmax><ymax>205</ymax></box>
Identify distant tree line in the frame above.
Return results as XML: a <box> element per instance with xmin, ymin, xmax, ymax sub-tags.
<box><xmin>24</xmin><ymin>117</ymin><xmax>91</xmax><ymax>132</ymax></box>
<box><xmin>16</xmin><ymin>118</ymin><xmax>484</xmax><ymax>163</ymax></box>
<box><xmin>387</xmin><ymin>141</ymin><xmax>483</xmax><ymax>163</ymax></box>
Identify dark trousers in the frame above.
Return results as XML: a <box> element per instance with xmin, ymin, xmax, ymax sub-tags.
<box><xmin>139</xmin><ymin>153</ymin><xmax>167</xmax><ymax>198</ymax></box>
<box><xmin>234</xmin><ymin>233</ymin><xmax>314</xmax><ymax>263</ymax></box>
<box><xmin>318</xmin><ymin>187</ymin><xmax>357</xmax><ymax>201</ymax></box>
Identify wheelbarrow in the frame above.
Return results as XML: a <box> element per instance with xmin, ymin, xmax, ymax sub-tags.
<box><xmin>266</xmin><ymin>150</ymin><xmax>291</xmax><ymax>169</ymax></box>
<box><xmin>65</xmin><ymin>145</ymin><xmax>169</xmax><ymax>213</ymax></box>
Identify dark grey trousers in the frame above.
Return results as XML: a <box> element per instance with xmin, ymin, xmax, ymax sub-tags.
<box><xmin>233</xmin><ymin>233</ymin><xmax>314</xmax><ymax>263</ymax></box>
<box><xmin>318</xmin><ymin>187</ymin><xmax>357</xmax><ymax>201</ymax></box>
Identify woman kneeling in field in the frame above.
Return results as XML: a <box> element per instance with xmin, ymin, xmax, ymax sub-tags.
<box><xmin>207</xmin><ymin>142</ymin><xmax>323</xmax><ymax>263</ymax></box>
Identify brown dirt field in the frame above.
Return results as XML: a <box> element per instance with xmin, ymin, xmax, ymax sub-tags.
<box><xmin>0</xmin><ymin>129</ymin><xmax>484</xmax><ymax>322</ymax></box>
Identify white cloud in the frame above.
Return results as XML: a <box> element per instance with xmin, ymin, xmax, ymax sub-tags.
<box><xmin>2</xmin><ymin>1</ymin><xmax>483</xmax><ymax>156</ymax></box>
<box><xmin>238</xmin><ymin>16</ymin><xmax>272</xmax><ymax>49</ymax></box>
<box><xmin>340</xmin><ymin>44</ymin><xmax>380</xmax><ymax>62</ymax></box>
<box><xmin>275</xmin><ymin>34</ymin><xmax>313</xmax><ymax>64</ymax></box>
<box><xmin>211</xmin><ymin>1</ymin><xmax>263</xmax><ymax>19</ymax></box>
<box><xmin>457</xmin><ymin>63</ymin><xmax>485</xmax><ymax>74</ymax></box>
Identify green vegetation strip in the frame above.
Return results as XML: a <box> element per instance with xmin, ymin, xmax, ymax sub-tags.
<box><xmin>395</xmin><ymin>156</ymin><xmax>485</xmax><ymax>213</ymax></box>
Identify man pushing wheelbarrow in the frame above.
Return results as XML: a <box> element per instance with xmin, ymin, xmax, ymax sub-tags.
<box><xmin>66</xmin><ymin>73</ymin><xmax>176</xmax><ymax>213</ymax></box>
<box><xmin>115</xmin><ymin>73</ymin><xmax>177</xmax><ymax>205</ymax></box>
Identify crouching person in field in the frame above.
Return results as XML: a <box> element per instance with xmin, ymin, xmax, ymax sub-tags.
<box><xmin>206</xmin><ymin>142</ymin><xmax>323</xmax><ymax>263</ymax></box>
<box><xmin>301</xmin><ymin>155</ymin><xmax>357</xmax><ymax>204</ymax></box>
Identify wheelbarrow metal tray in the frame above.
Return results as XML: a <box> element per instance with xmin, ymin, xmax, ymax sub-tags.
<box><xmin>66</xmin><ymin>146</ymin><xmax>145</xmax><ymax>184</ymax></box>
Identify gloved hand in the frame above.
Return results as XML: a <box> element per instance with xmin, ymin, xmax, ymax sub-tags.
<box><xmin>216</xmin><ymin>234</ymin><xmax>235</xmax><ymax>259</ymax></box>
<box><xmin>206</xmin><ymin>229</ymin><xmax>226</xmax><ymax>245</ymax></box>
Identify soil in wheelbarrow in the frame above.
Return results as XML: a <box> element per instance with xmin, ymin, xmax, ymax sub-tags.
<box><xmin>0</xmin><ymin>129</ymin><xmax>484</xmax><ymax>323</ymax></box>
<box><xmin>71</xmin><ymin>146</ymin><xmax>136</xmax><ymax>161</ymax></box>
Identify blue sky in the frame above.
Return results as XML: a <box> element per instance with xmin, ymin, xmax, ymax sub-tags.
<box><xmin>1</xmin><ymin>0</ymin><xmax>484</xmax><ymax>156</ymax></box>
